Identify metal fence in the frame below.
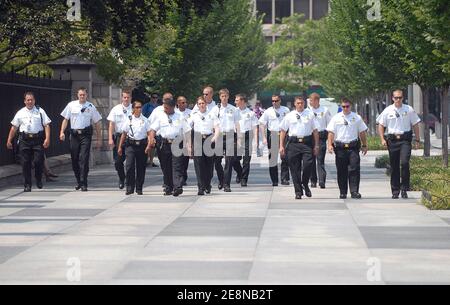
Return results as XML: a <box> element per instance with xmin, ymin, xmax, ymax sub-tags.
<box><xmin>0</xmin><ymin>72</ymin><xmax>72</xmax><ymax>166</ymax></box>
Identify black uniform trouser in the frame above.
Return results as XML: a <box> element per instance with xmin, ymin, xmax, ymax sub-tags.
<box><xmin>125</xmin><ymin>143</ymin><xmax>148</xmax><ymax>193</ymax></box>
<box><xmin>159</xmin><ymin>141</ymin><xmax>184</xmax><ymax>192</ymax></box>
<box><xmin>113</xmin><ymin>133</ymin><xmax>126</xmax><ymax>182</ymax></box>
<box><xmin>70</xmin><ymin>133</ymin><xmax>92</xmax><ymax>187</ymax></box>
<box><xmin>311</xmin><ymin>137</ymin><xmax>328</xmax><ymax>185</ymax></box>
<box><xmin>181</xmin><ymin>155</ymin><xmax>189</xmax><ymax>184</ymax></box>
<box><xmin>287</xmin><ymin>142</ymin><xmax>313</xmax><ymax>195</ymax></box>
<box><xmin>19</xmin><ymin>137</ymin><xmax>44</xmax><ymax>187</ymax></box>
<box><xmin>236</xmin><ymin>132</ymin><xmax>251</xmax><ymax>182</ymax></box>
<box><xmin>268</xmin><ymin>131</ymin><xmax>290</xmax><ymax>184</ymax></box>
<box><xmin>213</xmin><ymin>133</ymin><xmax>240</xmax><ymax>187</ymax></box>
<box><xmin>335</xmin><ymin>147</ymin><xmax>361</xmax><ymax>195</ymax></box>
<box><xmin>194</xmin><ymin>137</ymin><xmax>214</xmax><ymax>191</ymax></box>
<box><xmin>388</xmin><ymin>139</ymin><xmax>412</xmax><ymax>194</ymax></box>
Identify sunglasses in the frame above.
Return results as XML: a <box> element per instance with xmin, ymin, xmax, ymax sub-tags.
<box><xmin>341</xmin><ymin>105</ymin><xmax>350</xmax><ymax>109</ymax></box>
<box><xmin>393</xmin><ymin>97</ymin><xmax>403</xmax><ymax>100</ymax></box>
<box><xmin>134</xmin><ymin>106</ymin><xmax>142</xmax><ymax>109</ymax></box>
<box><xmin>151</xmin><ymin>96</ymin><xmax>158</xmax><ymax>99</ymax></box>
<box><xmin>272</xmin><ymin>100</ymin><xmax>280</xmax><ymax>103</ymax></box>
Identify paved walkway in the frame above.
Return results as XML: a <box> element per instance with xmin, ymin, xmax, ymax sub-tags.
<box><xmin>0</xmin><ymin>151</ymin><xmax>449</xmax><ymax>284</ymax></box>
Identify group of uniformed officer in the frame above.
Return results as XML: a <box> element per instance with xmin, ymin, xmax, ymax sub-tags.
<box><xmin>6</xmin><ymin>87</ymin><xmax>421</xmax><ymax>201</ymax></box>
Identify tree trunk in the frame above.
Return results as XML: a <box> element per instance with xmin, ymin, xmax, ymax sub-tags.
<box><xmin>422</xmin><ymin>87</ymin><xmax>431</xmax><ymax>157</ymax></box>
<box><xmin>440</xmin><ymin>85</ymin><xmax>449</xmax><ymax>167</ymax></box>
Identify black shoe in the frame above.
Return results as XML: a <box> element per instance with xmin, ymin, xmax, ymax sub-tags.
<box><xmin>152</xmin><ymin>163</ymin><xmax>159</xmax><ymax>168</ymax></box>
<box><xmin>351</xmin><ymin>192</ymin><xmax>362</xmax><ymax>199</ymax></box>
<box><xmin>392</xmin><ymin>193</ymin><xmax>399</xmax><ymax>199</ymax></box>
<box><xmin>304</xmin><ymin>185</ymin><xmax>312</xmax><ymax>198</ymax></box>
<box><xmin>340</xmin><ymin>194</ymin><xmax>347</xmax><ymax>199</ymax></box>
<box><xmin>126</xmin><ymin>190</ymin><xmax>133</xmax><ymax>195</ymax></box>
<box><xmin>36</xmin><ymin>180</ymin><xmax>43</xmax><ymax>189</ymax></box>
<box><xmin>311</xmin><ymin>182</ymin><xmax>317</xmax><ymax>188</ymax></box>
<box><xmin>205</xmin><ymin>185</ymin><xmax>212</xmax><ymax>194</ymax></box>
<box><xmin>295</xmin><ymin>194</ymin><xmax>302</xmax><ymax>200</ymax></box>
<box><xmin>272</xmin><ymin>183</ymin><xmax>279</xmax><ymax>187</ymax></box>
<box><xmin>164</xmin><ymin>189</ymin><xmax>173</xmax><ymax>196</ymax></box>
<box><xmin>319</xmin><ymin>184</ymin><xmax>326</xmax><ymax>189</ymax></box>
<box><xmin>401</xmin><ymin>191</ymin><xmax>408</xmax><ymax>199</ymax></box>
<box><xmin>81</xmin><ymin>186</ymin><xmax>88</xmax><ymax>192</ymax></box>
<box><xmin>24</xmin><ymin>185</ymin><xmax>31</xmax><ymax>192</ymax></box>
<box><xmin>224</xmin><ymin>186</ymin><xmax>231</xmax><ymax>193</ymax></box>
<box><xmin>173</xmin><ymin>189</ymin><xmax>183</xmax><ymax>197</ymax></box>
<box><xmin>281</xmin><ymin>180</ymin><xmax>290</xmax><ymax>186</ymax></box>
<box><xmin>119</xmin><ymin>181</ymin><xmax>125</xmax><ymax>190</ymax></box>
<box><xmin>198</xmin><ymin>190</ymin><xmax>205</xmax><ymax>196</ymax></box>
<box><xmin>236</xmin><ymin>176</ymin><xmax>242</xmax><ymax>184</ymax></box>
<box><xmin>75</xmin><ymin>184</ymin><xmax>82</xmax><ymax>191</ymax></box>
<box><xmin>218</xmin><ymin>183</ymin><xmax>224</xmax><ymax>190</ymax></box>
<box><xmin>136</xmin><ymin>191</ymin><xmax>143</xmax><ymax>195</ymax></box>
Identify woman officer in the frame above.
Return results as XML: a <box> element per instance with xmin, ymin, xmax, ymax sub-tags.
<box><xmin>118</xmin><ymin>101</ymin><xmax>152</xmax><ymax>195</ymax></box>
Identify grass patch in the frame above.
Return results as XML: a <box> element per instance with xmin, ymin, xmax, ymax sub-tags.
<box><xmin>367</xmin><ymin>136</ymin><xmax>387</xmax><ymax>151</ymax></box>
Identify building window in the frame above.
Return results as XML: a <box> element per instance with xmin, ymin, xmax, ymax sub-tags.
<box><xmin>313</xmin><ymin>0</ymin><xmax>329</xmax><ymax>19</ymax></box>
<box><xmin>294</xmin><ymin>0</ymin><xmax>310</xmax><ymax>21</ymax></box>
<box><xmin>256</xmin><ymin>0</ymin><xmax>273</xmax><ymax>24</ymax></box>
<box><xmin>275</xmin><ymin>0</ymin><xmax>291</xmax><ymax>24</ymax></box>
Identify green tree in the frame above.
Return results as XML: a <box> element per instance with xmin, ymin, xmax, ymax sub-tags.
<box><xmin>263</xmin><ymin>14</ymin><xmax>319</xmax><ymax>95</ymax></box>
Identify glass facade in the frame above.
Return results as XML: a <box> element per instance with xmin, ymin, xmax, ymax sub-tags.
<box><xmin>256</xmin><ymin>0</ymin><xmax>272</xmax><ymax>24</ymax></box>
<box><xmin>294</xmin><ymin>0</ymin><xmax>310</xmax><ymax>21</ymax></box>
<box><xmin>313</xmin><ymin>0</ymin><xmax>329</xmax><ymax>19</ymax></box>
<box><xmin>275</xmin><ymin>0</ymin><xmax>291</xmax><ymax>24</ymax></box>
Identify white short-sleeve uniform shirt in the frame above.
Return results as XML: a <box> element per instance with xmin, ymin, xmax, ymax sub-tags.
<box><xmin>280</xmin><ymin>109</ymin><xmax>320</xmax><ymax>137</ymax></box>
<box><xmin>107</xmin><ymin>103</ymin><xmax>132</xmax><ymax>133</ymax></box>
<box><xmin>327</xmin><ymin>112</ymin><xmax>368</xmax><ymax>143</ymax></box>
<box><xmin>378</xmin><ymin>104</ymin><xmax>421</xmax><ymax>135</ymax></box>
<box><xmin>259</xmin><ymin>106</ymin><xmax>291</xmax><ymax>132</ymax></box>
<box><xmin>60</xmin><ymin>101</ymin><xmax>102</xmax><ymax>129</ymax></box>
<box><xmin>11</xmin><ymin>106</ymin><xmax>51</xmax><ymax>133</ymax></box>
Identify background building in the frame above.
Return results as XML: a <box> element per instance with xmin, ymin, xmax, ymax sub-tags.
<box><xmin>254</xmin><ymin>0</ymin><xmax>330</xmax><ymax>43</ymax></box>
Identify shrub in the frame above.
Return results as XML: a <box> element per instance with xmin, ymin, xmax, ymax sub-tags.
<box><xmin>375</xmin><ymin>155</ymin><xmax>390</xmax><ymax>168</ymax></box>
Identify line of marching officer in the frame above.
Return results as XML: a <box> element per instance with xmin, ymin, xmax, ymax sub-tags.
<box><xmin>7</xmin><ymin>87</ymin><xmax>421</xmax><ymax>201</ymax></box>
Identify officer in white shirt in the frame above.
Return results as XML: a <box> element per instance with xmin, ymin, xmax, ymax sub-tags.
<box><xmin>235</xmin><ymin>94</ymin><xmax>259</xmax><ymax>187</ymax></box>
<box><xmin>117</xmin><ymin>101</ymin><xmax>152</xmax><ymax>195</ymax></box>
<box><xmin>193</xmin><ymin>86</ymin><xmax>217</xmax><ymax>113</ymax></box>
<box><xmin>59</xmin><ymin>87</ymin><xmax>102</xmax><ymax>192</ymax></box>
<box><xmin>259</xmin><ymin>95</ymin><xmax>291</xmax><ymax>186</ymax></box>
<box><xmin>107</xmin><ymin>89</ymin><xmax>132</xmax><ymax>190</ymax></box>
<box><xmin>176</xmin><ymin>96</ymin><xmax>193</xmax><ymax>186</ymax></box>
<box><xmin>189</xmin><ymin>96</ymin><xmax>220</xmax><ymax>195</ymax></box>
<box><xmin>7</xmin><ymin>91</ymin><xmax>51</xmax><ymax>192</ymax></box>
<box><xmin>327</xmin><ymin>98</ymin><xmax>368</xmax><ymax>199</ymax></box>
<box><xmin>280</xmin><ymin>97</ymin><xmax>320</xmax><ymax>200</ymax></box>
<box><xmin>308</xmin><ymin>93</ymin><xmax>332</xmax><ymax>189</ymax></box>
<box><xmin>209</xmin><ymin>88</ymin><xmax>240</xmax><ymax>192</ymax></box>
<box><xmin>150</xmin><ymin>98</ymin><xmax>192</xmax><ymax>197</ymax></box>
<box><xmin>378</xmin><ymin>89</ymin><xmax>421</xmax><ymax>199</ymax></box>
<box><xmin>149</xmin><ymin>92</ymin><xmax>173</xmax><ymax>189</ymax></box>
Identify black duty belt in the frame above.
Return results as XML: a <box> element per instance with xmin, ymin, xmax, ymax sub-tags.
<box><xmin>289</xmin><ymin>135</ymin><xmax>313</xmax><ymax>145</ymax></box>
<box><xmin>71</xmin><ymin>126</ymin><xmax>93</xmax><ymax>136</ymax></box>
<box><xmin>334</xmin><ymin>140</ymin><xmax>360</xmax><ymax>150</ymax></box>
<box><xmin>386</xmin><ymin>131</ymin><xmax>413</xmax><ymax>142</ymax></box>
<box><xmin>21</xmin><ymin>131</ymin><xmax>44</xmax><ymax>139</ymax></box>
<box><xmin>127</xmin><ymin>138</ymin><xmax>148</xmax><ymax>146</ymax></box>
